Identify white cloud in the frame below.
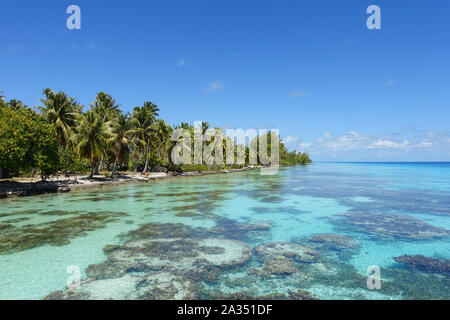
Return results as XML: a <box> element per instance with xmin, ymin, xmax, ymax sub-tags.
<box><xmin>289</xmin><ymin>90</ymin><xmax>309</xmax><ymax>97</ymax></box>
<box><xmin>315</xmin><ymin>131</ymin><xmax>370</xmax><ymax>152</ymax></box>
<box><xmin>300</xmin><ymin>130</ymin><xmax>450</xmax><ymax>159</ymax></box>
<box><xmin>299</xmin><ymin>142</ymin><xmax>312</xmax><ymax>150</ymax></box>
<box><xmin>367</xmin><ymin>139</ymin><xmax>410</xmax><ymax>149</ymax></box>
<box><xmin>416</xmin><ymin>139</ymin><xmax>433</xmax><ymax>148</ymax></box>
<box><xmin>294</xmin><ymin>130</ymin><xmax>450</xmax><ymax>161</ymax></box>
<box><xmin>203</xmin><ymin>81</ymin><xmax>224</xmax><ymax>93</ymax></box>
<box><xmin>284</xmin><ymin>136</ymin><xmax>299</xmax><ymax>144</ymax></box>
<box><xmin>177</xmin><ymin>58</ymin><xmax>185</xmax><ymax>67</ymax></box>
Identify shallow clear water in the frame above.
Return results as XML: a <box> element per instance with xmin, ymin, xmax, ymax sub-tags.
<box><xmin>0</xmin><ymin>163</ymin><xmax>449</xmax><ymax>300</ymax></box>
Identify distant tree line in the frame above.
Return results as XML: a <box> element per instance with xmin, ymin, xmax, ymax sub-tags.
<box><xmin>0</xmin><ymin>89</ymin><xmax>311</xmax><ymax>180</ymax></box>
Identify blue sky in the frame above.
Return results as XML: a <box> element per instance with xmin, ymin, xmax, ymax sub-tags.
<box><xmin>1</xmin><ymin>0</ymin><xmax>449</xmax><ymax>161</ymax></box>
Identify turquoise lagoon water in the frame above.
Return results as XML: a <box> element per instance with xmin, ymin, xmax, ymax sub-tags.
<box><xmin>0</xmin><ymin>162</ymin><xmax>449</xmax><ymax>299</ymax></box>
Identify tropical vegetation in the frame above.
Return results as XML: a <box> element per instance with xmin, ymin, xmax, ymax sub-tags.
<box><xmin>0</xmin><ymin>89</ymin><xmax>311</xmax><ymax>180</ymax></box>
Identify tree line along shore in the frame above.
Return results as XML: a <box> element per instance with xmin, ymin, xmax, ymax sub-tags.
<box><xmin>0</xmin><ymin>89</ymin><xmax>311</xmax><ymax>183</ymax></box>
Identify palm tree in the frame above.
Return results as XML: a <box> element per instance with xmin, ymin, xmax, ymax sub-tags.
<box><xmin>131</xmin><ymin>101</ymin><xmax>159</xmax><ymax>173</ymax></box>
<box><xmin>108</xmin><ymin>113</ymin><xmax>136</xmax><ymax>176</ymax></box>
<box><xmin>0</xmin><ymin>91</ymin><xmax>6</xmax><ymax>106</ymax></box>
<box><xmin>90</xmin><ymin>92</ymin><xmax>120</xmax><ymax>171</ymax></box>
<box><xmin>39</xmin><ymin>88</ymin><xmax>81</xmax><ymax>149</ymax></box>
<box><xmin>201</xmin><ymin>122</ymin><xmax>210</xmax><ymax>136</ymax></box>
<box><xmin>71</xmin><ymin>110</ymin><xmax>111</xmax><ymax>178</ymax></box>
<box><xmin>8</xmin><ymin>99</ymin><xmax>24</xmax><ymax>109</ymax></box>
<box><xmin>91</xmin><ymin>92</ymin><xmax>120</xmax><ymax>121</ymax></box>
<box><xmin>153</xmin><ymin>119</ymin><xmax>171</xmax><ymax>162</ymax></box>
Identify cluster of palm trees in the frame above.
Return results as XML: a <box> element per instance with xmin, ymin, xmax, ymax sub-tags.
<box><xmin>2</xmin><ymin>88</ymin><xmax>311</xmax><ymax>179</ymax></box>
<box><xmin>39</xmin><ymin>89</ymin><xmax>173</xmax><ymax>177</ymax></box>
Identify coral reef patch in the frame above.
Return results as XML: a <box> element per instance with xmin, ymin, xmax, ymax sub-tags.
<box><xmin>254</xmin><ymin>242</ymin><xmax>320</xmax><ymax>263</ymax></box>
<box><xmin>45</xmin><ymin>272</ymin><xmax>196</xmax><ymax>300</ymax></box>
<box><xmin>330</xmin><ymin>212</ymin><xmax>449</xmax><ymax>240</ymax></box>
<box><xmin>301</xmin><ymin>233</ymin><xmax>361</xmax><ymax>261</ymax></box>
<box><xmin>0</xmin><ymin>211</ymin><xmax>127</xmax><ymax>254</ymax></box>
<box><xmin>393</xmin><ymin>255</ymin><xmax>450</xmax><ymax>277</ymax></box>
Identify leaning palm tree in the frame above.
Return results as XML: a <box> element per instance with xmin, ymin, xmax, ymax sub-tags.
<box><xmin>71</xmin><ymin>110</ymin><xmax>111</xmax><ymax>178</ymax></box>
<box><xmin>39</xmin><ymin>88</ymin><xmax>81</xmax><ymax>149</ymax></box>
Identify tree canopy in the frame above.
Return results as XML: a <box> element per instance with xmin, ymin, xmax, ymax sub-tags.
<box><xmin>0</xmin><ymin>89</ymin><xmax>311</xmax><ymax>180</ymax></box>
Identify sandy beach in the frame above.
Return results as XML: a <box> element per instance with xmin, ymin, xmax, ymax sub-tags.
<box><xmin>0</xmin><ymin>167</ymin><xmax>258</xmax><ymax>199</ymax></box>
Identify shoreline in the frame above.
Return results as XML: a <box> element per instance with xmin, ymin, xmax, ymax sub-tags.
<box><xmin>0</xmin><ymin>166</ymin><xmax>261</xmax><ymax>199</ymax></box>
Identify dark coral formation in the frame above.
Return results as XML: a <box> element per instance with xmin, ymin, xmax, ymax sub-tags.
<box><xmin>393</xmin><ymin>255</ymin><xmax>450</xmax><ymax>277</ymax></box>
<box><xmin>200</xmin><ymin>289</ymin><xmax>317</xmax><ymax>300</ymax></box>
<box><xmin>45</xmin><ymin>222</ymin><xmax>264</xmax><ymax>300</ymax></box>
<box><xmin>0</xmin><ymin>211</ymin><xmax>127</xmax><ymax>254</ymax></box>
<box><xmin>249</xmin><ymin>242</ymin><xmax>320</xmax><ymax>278</ymax></box>
<box><xmin>86</xmin><ymin>237</ymin><xmax>253</xmax><ymax>281</ymax></box>
<box><xmin>380</xmin><ymin>265</ymin><xmax>450</xmax><ymax>299</ymax></box>
<box><xmin>330</xmin><ymin>212</ymin><xmax>449</xmax><ymax>240</ymax></box>
<box><xmin>249</xmin><ymin>206</ymin><xmax>308</xmax><ymax>215</ymax></box>
<box><xmin>124</xmin><ymin>219</ymin><xmax>271</xmax><ymax>243</ymax></box>
<box><xmin>249</xmin><ymin>255</ymin><xmax>298</xmax><ymax>277</ymax></box>
<box><xmin>254</xmin><ymin>242</ymin><xmax>320</xmax><ymax>263</ymax></box>
<box><xmin>305</xmin><ymin>233</ymin><xmax>361</xmax><ymax>260</ymax></box>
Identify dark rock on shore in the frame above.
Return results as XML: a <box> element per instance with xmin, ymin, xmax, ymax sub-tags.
<box><xmin>0</xmin><ymin>180</ymin><xmax>71</xmax><ymax>198</ymax></box>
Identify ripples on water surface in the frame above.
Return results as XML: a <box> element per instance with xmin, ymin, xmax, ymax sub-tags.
<box><xmin>0</xmin><ymin>163</ymin><xmax>449</xmax><ymax>300</ymax></box>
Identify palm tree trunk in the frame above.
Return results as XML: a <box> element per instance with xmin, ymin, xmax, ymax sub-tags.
<box><xmin>143</xmin><ymin>139</ymin><xmax>150</xmax><ymax>174</ymax></box>
<box><xmin>111</xmin><ymin>159</ymin><xmax>117</xmax><ymax>177</ymax></box>
<box><xmin>97</xmin><ymin>155</ymin><xmax>104</xmax><ymax>174</ymax></box>
<box><xmin>89</xmin><ymin>165</ymin><xmax>95</xmax><ymax>178</ymax></box>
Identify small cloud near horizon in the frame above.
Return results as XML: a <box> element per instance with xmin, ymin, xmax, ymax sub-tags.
<box><xmin>297</xmin><ymin>130</ymin><xmax>450</xmax><ymax>161</ymax></box>
<box><xmin>203</xmin><ymin>81</ymin><xmax>224</xmax><ymax>93</ymax></box>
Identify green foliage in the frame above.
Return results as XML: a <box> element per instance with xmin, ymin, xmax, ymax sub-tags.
<box><xmin>1</xmin><ymin>88</ymin><xmax>312</xmax><ymax>178</ymax></box>
<box><xmin>39</xmin><ymin>88</ymin><xmax>81</xmax><ymax>148</ymax></box>
<box><xmin>71</xmin><ymin>110</ymin><xmax>112</xmax><ymax>177</ymax></box>
<box><xmin>281</xmin><ymin>150</ymin><xmax>312</xmax><ymax>166</ymax></box>
<box><xmin>0</xmin><ymin>104</ymin><xmax>60</xmax><ymax>179</ymax></box>
<box><xmin>180</xmin><ymin>164</ymin><xmax>209</xmax><ymax>172</ymax></box>
<box><xmin>59</xmin><ymin>149</ymin><xmax>90</xmax><ymax>174</ymax></box>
